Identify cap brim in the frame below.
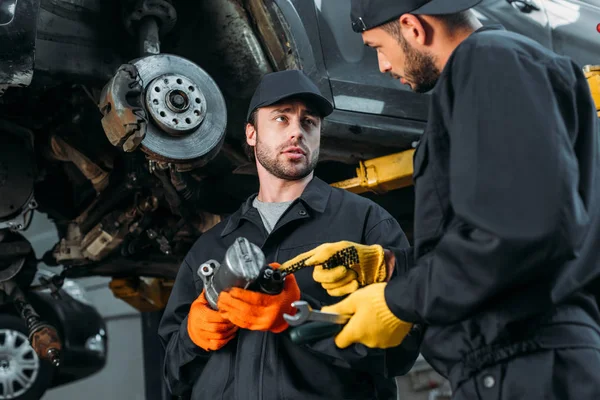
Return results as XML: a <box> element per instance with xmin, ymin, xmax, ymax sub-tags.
<box><xmin>413</xmin><ymin>0</ymin><xmax>483</xmax><ymax>15</ymax></box>
<box><xmin>254</xmin><ymin>92</ymin><xmax>334</xmax><ymax>118</ymax></box>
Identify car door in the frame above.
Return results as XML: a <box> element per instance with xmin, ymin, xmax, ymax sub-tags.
<box><xmin>473</xmin><ymin>0</ymin><xmax>552</xmax><ymax>48</ymax></box>
<box><xmin>544</xmin><ymin>0</ymin><xmax>600</xmax><ymax>66</ymax></box>
<box><xmin>311</xmin><ymin>0</ymin><xmax>553</xmax><ymax>123</ymax></box>
<box><xmin>312</xmin><ymin>0</ymin><xmax>430</xmax><ymax>122</ymax></box>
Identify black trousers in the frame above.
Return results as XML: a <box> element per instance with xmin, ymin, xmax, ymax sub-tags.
<box><xmin>453</xmin><ymin>348</ymin><xmax>600</xmax><ymax>399</ymax></box>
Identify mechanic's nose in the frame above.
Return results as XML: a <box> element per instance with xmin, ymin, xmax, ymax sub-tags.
<box><xmin>378</xmin><ymin>53</ymin><xmax>392</xmax><ymax>73</ymax></box>
<box><xmin>290</xmin><ymin>120</ymin><xmax>305</xmax><ymax>140</ymax></box>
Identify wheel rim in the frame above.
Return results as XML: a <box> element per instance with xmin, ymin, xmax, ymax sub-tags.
<box><xmin>0</xmin><ymin>329</ymin><xmax>39</xmax><ymax>399</ymax></box>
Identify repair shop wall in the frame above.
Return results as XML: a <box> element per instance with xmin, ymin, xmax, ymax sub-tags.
<box><xmin>21</xmin><ymin>212</ymin><xmax>146</xmax><ymax>400</ymax></box>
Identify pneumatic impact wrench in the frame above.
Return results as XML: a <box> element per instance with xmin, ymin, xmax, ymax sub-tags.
<box><xmin>196</xmin><ymin>237</ymin><xmax>348</xmax><ymax>345</ymax></box>
<box><xmin>196</xmin><ymin>237</ymin><xmax>286</xmax><ymax>310</ymax></box>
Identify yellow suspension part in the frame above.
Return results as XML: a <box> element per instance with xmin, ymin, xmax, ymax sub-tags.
<box><xmin>584</xmin><ymin>65</ymin><xmax>600</xmax><ymax>117</ymax></box>
<box><xmin>109</xmin><ymin>277</ymin><xmax>174</xmax><ymax>312</ymax></box>
<box><xmin>330</xmin><ymin>149</ymin><xmax>415</xmax><ymax>194</ymax></box>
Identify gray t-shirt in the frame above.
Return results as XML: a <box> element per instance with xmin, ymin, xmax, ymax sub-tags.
<box><xmin>252</xmin><ymin>197</ymin><xmax>294</xmax><ymax>233</ymax></box>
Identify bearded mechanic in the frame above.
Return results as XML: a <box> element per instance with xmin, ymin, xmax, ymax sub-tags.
<box><xmin>157</xmin><ymin>69</ymin><xmax>421</xmax><ymax>400</ymax></box>
<box><xmin>287</xmin><ymin>0</ymin><xmax>600</xmax><ymax>398</ymax></box>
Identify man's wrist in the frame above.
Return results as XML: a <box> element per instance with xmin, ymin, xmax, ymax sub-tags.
<box><xmin>383</xmin><ymin>249</ymin><xmax>396</xmax><ymax>281</ymax></box>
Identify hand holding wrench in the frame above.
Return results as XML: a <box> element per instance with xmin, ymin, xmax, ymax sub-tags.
<box><xmin>284</xmin><ymin>300</ymin><xmax>350</xmax><ymax>325</ymax></box>
<box><xmin>283</xmin><ymin>300</ymin><xmax>350</xmax><ymax>344</ymax></box>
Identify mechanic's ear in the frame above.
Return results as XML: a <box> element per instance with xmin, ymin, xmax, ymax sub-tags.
<box><xmin>246</xmin><ymin>123</ymin><xmax>257</xmax><ymax>146</ymax></box>
<box><xmin>399</xmin><ymin>14</ymin><xmax>427</xmax><ymax>46</ymax></box>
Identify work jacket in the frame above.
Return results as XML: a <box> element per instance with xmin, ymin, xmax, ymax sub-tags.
<box><xmin>158</xmin><ymin>177</ymin><xmax>421</xmax><ymax>400</ymax></box>
<box><xmin>384</xmin><ymin>25</ymin><xmax>600</xmax><ymax>392</ymax></box>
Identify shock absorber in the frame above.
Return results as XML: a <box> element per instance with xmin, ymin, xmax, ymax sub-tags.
<box><xmin>0</xmin><ymin>279</ymin><xmax>62</xmax><ymax>367</ymax></box>
<box><xmin>122</xmin><ymin>0</ymin><xmax>178</xmax><ymax>57</ymax></box>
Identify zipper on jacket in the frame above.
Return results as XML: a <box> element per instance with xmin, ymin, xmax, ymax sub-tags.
<box><xmin>257</xmin><ymin>333</ymin><xmax>268</xmax><ymax>400</ymax></box>
<box><xmin>257</xmin><ymin>244</ymin><xmax>282</xmax><ymax>400</ymax></box>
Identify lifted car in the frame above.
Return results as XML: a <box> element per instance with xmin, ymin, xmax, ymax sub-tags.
<box><xmin>0</xmin><ymin>0</ymin><xmax>598</xmax><ymax>397</ymax></box>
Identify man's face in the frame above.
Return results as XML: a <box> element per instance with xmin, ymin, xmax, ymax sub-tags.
<box><xmin>246</xmin><ymin>99</ymin><xmax>321</xmax><ymax>180</ymax></box>
<box><xmin>362</xmin><ymin>21</ymin><xmax>440</xmax><ymax>93</ymax></box>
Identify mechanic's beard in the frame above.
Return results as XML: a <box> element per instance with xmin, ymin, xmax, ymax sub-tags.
<box><xmin>399</xmin><ymin>35</ymin><xmax>440</xmax><ymax>93</ymax></box>
<box><xmin>255</xmin><ymin>136</ymin><xmax>318</xmax><ymax>181</ymax></box>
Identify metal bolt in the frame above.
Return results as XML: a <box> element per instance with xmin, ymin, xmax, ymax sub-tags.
<box><xmin>483</xmin><ymin>375</ymin><xmax>495</xmax><ymax>388</ymax></box>
<box><xmin>47</xmin><ymin>348</ymin><xmax>60</xmax><ymax>367</ymax></box>
<box><xmin>171</xmin><ymin>93</ymin><xmax>185</xmax><ymax>108</ymax></box>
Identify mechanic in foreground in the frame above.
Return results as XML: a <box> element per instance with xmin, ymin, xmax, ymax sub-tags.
<box><xmin>290</xmin><ymin>0</ymin><xmax>600</xmax><ymax>398</ymax></box>
<box><xmin>157</xmin><ymin>69</ymin><xmax>420</xmax><ymax>399</ymax></box>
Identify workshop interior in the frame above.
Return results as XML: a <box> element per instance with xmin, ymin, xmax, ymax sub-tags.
<box><xmin>0</xmin><ymin>0</ymin><xmax>599</xmax><ymax>399</ymax></box>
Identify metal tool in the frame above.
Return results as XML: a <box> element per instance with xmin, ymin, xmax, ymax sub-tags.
<box><xmin>197</xmin><ymin>237</ymin><xmax>285</xmax><ymax>310</ymax></box>
<box><xmin>284</xmin><ymin>300</ymin><xmax>350</xmax><ymax>326</ymax></box>
<box><xmin>284</xmin><ymin>300</ymin><xmax>350</xmax><ymax>345</ymax></box>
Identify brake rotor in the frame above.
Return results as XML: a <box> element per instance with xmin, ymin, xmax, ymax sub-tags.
<box><xmin>133</xmin><ymin>54</ymin><xmax>227</xmax><ymax>169</ymax></box>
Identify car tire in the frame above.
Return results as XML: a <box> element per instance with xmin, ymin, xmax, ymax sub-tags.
<box><xmin>0</xmin><ymin>314</ymin><xmax>54</xmax><ymax>400</ymax></box>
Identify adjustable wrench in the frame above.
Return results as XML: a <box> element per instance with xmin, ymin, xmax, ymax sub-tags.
<box><xmin>283</xmin><ymin>300</ymin><xmax>350</xmax><ymax>345</ymax></box>
<box><xmin>284</xmin><ymin>300</ymin><xmax>349</xmax><ymax>326</ymax></box>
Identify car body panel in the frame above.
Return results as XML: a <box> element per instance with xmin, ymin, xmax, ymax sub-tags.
<box><xmin>27</xmin><ymin>289</ymin><xmax>107</xmax><ymax>388</ymax></box>
<box><xmin>313</xmin><ymin>0</ymin><xmax>430</xmax><ymax>121</ymax></box>
<box><xmin>310</xmin><ymin>0</ymin><xmax>555</xmax><ymax>123</ymax></box>
<box><xmin>546</xmin><ymin>0</ymin><xmax>600</xmax><ymax>66</ymax></box>
<box><xmin>273</xmin><ymin>0</ymin><xmax>332</xmax><ymax>102</ymax></box>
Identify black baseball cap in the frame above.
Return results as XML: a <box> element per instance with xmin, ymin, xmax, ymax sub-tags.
<box><xmin>351</xmin><ymin>0</ymin><xmax>483</xmax><ymax>32</ymax></box>
<box><xmin>246</xmin><ymin>69</ymin><xmax>334</xmax><ymax>121</ymax></box>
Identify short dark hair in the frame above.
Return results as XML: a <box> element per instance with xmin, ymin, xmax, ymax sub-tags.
<box><xmin>243</xmin><ymin>108</ymin><xmax>259</xmax><ymax>161</ymax></box>
<box><xmin>380</xmin><ymin>11</ymin><xmax>473</xmax><ymax>38</ymax></box>
<box><xmin>433</xmin><ymin>12</ymin><xmax>473</xmax><ymax>29</ymax></box>
<box><xmin>380</xmin><ymin>18</ymin><xmax>402</xmax><ymax>40</ymax></box>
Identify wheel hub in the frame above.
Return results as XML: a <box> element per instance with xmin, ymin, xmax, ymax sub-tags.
<box><xmin>0</xmin><ymin>329</ymin><xmax>39</xmax><ymax>398</ymax></box>
<box><xmin>145</xmin><ymin>73</ymin><xmax>207</xmax><ymax>136</ymax></box>
<box><xmin>99</xmin><ymin>54</ymin><xmax>228</xmax><ymax>170</ymax></box>
<box><xmin>133</xmin><ymin>54</ymin><xmax>227</xmax><ymax>169</ymax></box>
<box><xmin>0</xmin><ymin>358</ymin><xmax>10</xmax><ymax>370</ymax></box>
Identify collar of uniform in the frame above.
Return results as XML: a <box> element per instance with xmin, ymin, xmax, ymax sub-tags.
<box><xmin>219</xmin><ymin>176</ymin><xmax>332</xmax><ymax>237</ymax></box>
<box><xmin>297</xmin><ymin>176</ymin><xmax>331</xmax><ymax>213</ymax></box>
<box><xmin>475</xmin><ymin>24</ymin><xmax>506</xmax><ymax>34</ymax></box>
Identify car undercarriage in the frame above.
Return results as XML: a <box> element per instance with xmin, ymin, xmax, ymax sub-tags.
<box><xmin>1</xmin><ymin>0</ymin><xmax>599</xmax><ymax>396</ymax></box>
<box><xmin>0</xmin><ymin>0</ymin><xmax>420</xmax><ymax>371</ymax></box>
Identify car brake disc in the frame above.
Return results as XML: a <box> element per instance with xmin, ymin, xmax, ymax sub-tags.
<box><xmin>99</xmin><ymin>54</ymin><xmax>227</xmax><ymax>171</ymax></box>
<box><xmin>134</xmin><ymin>54</ymin><xmax>228</xmax><ymax>170</ymax></box>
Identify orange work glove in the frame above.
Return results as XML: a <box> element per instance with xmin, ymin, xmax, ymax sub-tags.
<box><xmin>187</xmin><ymin>290</ymin><xmax>239</xmax><ymax>351</ymax></box>
<box><xmin>217</xmin><ymin>266</ymin><xmax>301</xmax><ymax>333</ymax></box>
